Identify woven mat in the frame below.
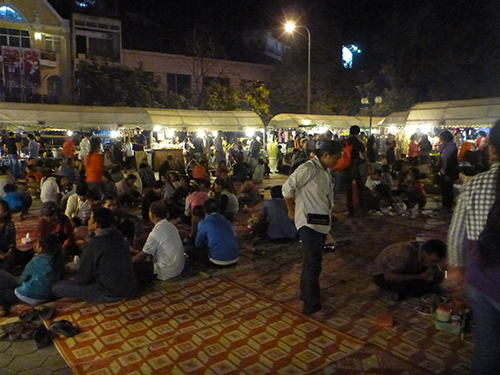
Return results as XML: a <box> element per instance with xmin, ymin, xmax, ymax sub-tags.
<box><xmin>47</xmin><ymin>278</ymin><xmax>363</xmax><ymax>374</ymax></box>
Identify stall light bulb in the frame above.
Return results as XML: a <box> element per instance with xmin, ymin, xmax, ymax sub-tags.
<box><xmin>110</xmin><ymin>131</ymin><xmax>120</xmax><ymax>138</ymax></box>
<box><xmin>67</xmin><ymin>130</ymin><xmax>73</xmax><ymax>136</ymax></box>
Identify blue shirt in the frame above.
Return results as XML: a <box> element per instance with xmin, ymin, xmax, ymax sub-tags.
<box><xmin>259</xmin><ymin>198</ymin><xmax>297</xmax><ymax>240</ymax></box>
<box><xmin>3</xmin><ymin>191</ymin><xmax>24</xmax><ymax>211</ymax></box>
<box><xmin>195</xmin><ymin>213</ymin><xmax>239</xmax><ymax>265</ymax></box>
<box><xmin>16</xmin><ymin>254</ymin><xmax>55</xmax><ymax>301</ymax></box>
<box><xmin>29</xmin><ymin>139</ymin><xmax>39</xmax><ymax>158</ymax></box>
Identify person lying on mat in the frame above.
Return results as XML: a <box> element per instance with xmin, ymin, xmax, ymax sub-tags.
<box><xmin>187</xmin><ymin>199</ymin><xmax>239</xmax><ymax>267</ymax></box>
<box><xmin>132</xmin><ymin>201</ymin><xmax>184</xmax><ymax>286</ymax></box>
<box><xmin>370</xmin><ymin>239</ymin><xmax>447</xmax><ymax>301</ymax></box>
<box><xmin>52</xmin><ymin>207</ymin><xmax>138</xmax><ymax>303</ymax></box>
<box><xmin>0</xmin><ymin>234</ymin><xmax>63</xmax><ymax>316</ymax></box>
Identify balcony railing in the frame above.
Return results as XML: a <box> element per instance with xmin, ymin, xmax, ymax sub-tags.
<box><xmin>40</xmin><ymin>49</ymin><xmax>58</xmax><ymax>67</ymax></box>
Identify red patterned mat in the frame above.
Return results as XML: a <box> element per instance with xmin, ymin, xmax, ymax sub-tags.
<box><xmin>46</xmin><ymin>278</ymin><xmax>363</xmax><ymax>374</ymax></box>
<box><xmin>285</xmin><ymin>278</ymin><xmax>473</xmax><ymax>374</ymax></box>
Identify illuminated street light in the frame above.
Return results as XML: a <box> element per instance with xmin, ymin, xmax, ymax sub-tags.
<box><xmin>361</xmin><ymin>96</ymin><xmax>383</xmax><ymax>135</ymax></box>
<box><xmin>285</xmin><ymin>21</ymin><xmax>311</xmax><ymax>114</ymax></box>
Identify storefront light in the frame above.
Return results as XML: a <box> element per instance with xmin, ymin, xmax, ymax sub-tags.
<box><xmin>110</xmin><ymin>130</ymin><xmax>120</xmax><ymax>138</ymax></box>
<box><xmin>67</xmin><ymin>130</ymin><xmax>73</xmax><ymax>136</ymax></box>
<box><xmin>166</xmin><ymin>129</ymin><xmax>175</xmax><ymax>138</ymax></box>
<box><xmin>34</xmin><ymin>32</ymin><xmax>43</xmax><ymax>40</ymax></box>
<box><xmin>388</xmin><ymin>126</ymin><xmax>398</xmax><ymax>134</ymax></box>
<box><xmin>154</xmin><ymin>125</ymin><xmax>162</xmax><ymax>132</ymax></box>
<box><xmin>245</xmin><ymin>128</ymin><xmax>255</xmax><ymax>137</ymax></box>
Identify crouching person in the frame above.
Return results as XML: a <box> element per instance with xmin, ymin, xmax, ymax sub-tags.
<box><xmin>52</xmin><ymin>207</ymin><xmax>138</xmax><ymax>303</ymax></box>
<box><xmin>370</xmin><ymin>239</ymin><xmax>447</xmax><ymax>301</ymax></box>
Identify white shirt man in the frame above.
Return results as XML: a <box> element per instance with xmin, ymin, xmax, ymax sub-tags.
<box><xmin>40</xmin><ymin>176</ymin><xmax>60</xmax><ymax>203</ymax></box>
<box><xmin>65</xmin><ymin>194</ymin><xmax>92</xmax><ymax>221</ymax></box>
<box><xmin>79</xmin><ymin>136</ymin><xmax>91</xmax><ymax>161</ymax></box>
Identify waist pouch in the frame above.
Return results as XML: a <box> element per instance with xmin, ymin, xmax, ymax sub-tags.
<box><xmin>306</xmin><ymin>214</ymin><xmax>330</xmax><ymax>226</ymax></box>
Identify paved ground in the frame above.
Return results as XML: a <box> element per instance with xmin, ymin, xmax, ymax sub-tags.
<box><xmin>1</xmin><ymin>173</ymin><xmax>460</xmax><ymax>374</ymax></box>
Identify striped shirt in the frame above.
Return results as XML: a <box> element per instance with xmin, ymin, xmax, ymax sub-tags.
<box><xmin>448</xmin><ymin>163</ymin><xmax>499</xmax><ymax>267</ymax></box>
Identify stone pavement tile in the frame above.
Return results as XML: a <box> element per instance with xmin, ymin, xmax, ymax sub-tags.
<box><xmin>52</xmin><ymin>368</ymin><xmax>74</xmax><ymax>375</ymax></box>
<box><xmin>7</xmin><ymin>348</ymin><xmax>56</xmax><ymax>372</ymax></box>
<box><xmin>17</xmin><ymin>368</ymin><xmax>53</xmax><ymax>375</ymax></box>
<box><xmin>0</xmin><ymin>351</ymin><xmax>14</xmax><ymax>368</ymax></box>
<box><xmin>5</xmin><ymin>339</ymin><xmax>38</xmax><ymax>357</ymax></box>
<box><xmin>42</xmin><ymin>353</ymin><xmax>71</xmax><ymax>372</ymax></box>
<box><xmin>0</xmin><ymin>340</ymin><xmax>11</xmax><ymax>352</ymax></box>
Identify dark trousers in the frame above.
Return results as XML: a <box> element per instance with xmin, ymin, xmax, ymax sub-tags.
<box><xmin>298</xmin><ymin>226</ymin><xmax>326</xmax><ymax>313</ymax></box>
<box><xmin>0</xmin><ymin>269</ymin><xmax>18</xmax><ymax>311</ymax></box>
<box><xmin>346</xmin><ymin>176</ymin><xmax>365</xmax><ymax>216</ymax></box>
<box><xmin>373</xmin><ymin>274</ymin><xmax>440</xmax><ymax>298</ymax></box>
<box><xmin>11</xmin><ymin>195</ymin><xmax>32</xmax><ymax>216</ymax></box>
<box><xmin>52</xmin><ymin>280</ymin><xmax>125</xmax><ymax>303</ymax></box>
<box><xmin>440</xmin><ymin>176</ymin><xmax>455</xmax><ymax>209</ymax></box>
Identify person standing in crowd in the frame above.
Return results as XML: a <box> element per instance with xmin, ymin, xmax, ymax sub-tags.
<box><xmin>79</xmin><ymin>133</ymin><xmax>92</xmax><ymax>163</ymax></box>
<box><xmin>250</xmin><ymin>136</ymin><xmax>261</xmax><ymax>167</ymax></box>
<box><xmin>305</xmin><ymin>134</ymin><xmax>317</xmax><ymax>157</ymax></box>
<box><xmin>63</xmin><ymin>136</ymin><xmax>75</xmax><ymax>159</ymax></box>
<box><xmin>475</xmin><ymin>130</ymin><xmax>488</xmax><ymax>151</ymax></box>
<box><xmin>3</xmin><ymin>132</ymin><xmax>21</xmax><ymax>178</ymax></box>
<box><xmin>132</xmin><ymin>201</ymin><xmax>184</xmax><ymax>284</ymax></box>
<box><xmin>28</xmin><ymin>134</ymin><xmax>39</xmax><ymax>159</ymax></box>
<box><xmin>85</xmin><ymin>138</ymin><xmax>104</xmax><ymax>194</ymax></box>
<box><xmin>437</xmin><ymin>130</ymin><xmax>459</xmax><ymax>213</ymax></box>
<box><xmin>408</xmin><ymin>134</ymin><xmax>419</xmax><ymax>166</ymax></box>
<box><xmin>447</xmin><ymin>119</ymin><xmax>500</xmax><ymax>374</ymax></box>
<box><xmin>52</xmin><ymin>207</ymin><xmax>138</xmax><ymax>303</ymax></box>
<box><xmin>215</xmin><ymin>131</ymin><xmax>226</xmax><ymax>164</ymax></box>
<box><xmin>133</xmin><ymin>128</ymin><xmax>146</xmax><ymax>168</ymax></box>
<box><xmin>345</xmin><ymin>125</ymin><xmax>366</xmax><ymax>217</ymax></box>
<box><xmin>283</xmin><ymin>141</ymin><xmax>342</xmax><ymax>314</ymax></box>
<box><xmin>286</xmin><ymin>135</ymin><xmax>295</xmax><ymax>155</ymax></box>
<box><xmin>386</xmin><ymin>134</ymin><xmax>396</xmax><ymax>166</ymax></box>
<box><xmin>366</xmin><ymin>135</ymin><xmax>377</xmax><ymax>163</ymax></box>
<box><xmin>418</xmin><ymin>134</ymin><xmax>433</xmax><ymax>165</ymax></box>
<box><xmin>35</xmin><ymin>133</ymin><xmax>45</xmax><ymax>157</ymax></box>
<box><xmin>123</xmin><ymin>136</ymin><xmax>135</xmax><ymax>166</ymax></box>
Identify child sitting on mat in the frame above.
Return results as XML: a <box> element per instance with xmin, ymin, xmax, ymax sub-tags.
<box><xmin>0</xmin><ymin>234</ymin><xmax>63</xmax><ymax>316</ymax></box>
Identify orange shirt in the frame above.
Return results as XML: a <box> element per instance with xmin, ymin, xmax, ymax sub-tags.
<box><xmin>85</xmin><ymin>153</ymin><xmax>103</xmax><ymax>183</ymax></box>
<box><xmin>192</xmin><ymin>165</ymin><xmax>207</xmax><ymax>179</ymax></box>
<box><xmin>63</xmin><ymin>140</ymin><xmax>75</xmax><ymax>157</ymax></box>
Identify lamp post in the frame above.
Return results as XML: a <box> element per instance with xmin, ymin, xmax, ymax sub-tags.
<box><xmin>361</xmin><ymin>96</ymin><xmax>382</xmax><ymax>135</ymax></box>
<box><xmin>285</xmin><ymin>22</ymin><xmax>311</xmax><ymax>114</ymax></box>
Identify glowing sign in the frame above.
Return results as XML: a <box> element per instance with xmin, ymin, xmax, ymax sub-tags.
<box><xmin>342</xmin><ymin>45</ymin><xmax>361</xmax><ymax>68</ymax></box>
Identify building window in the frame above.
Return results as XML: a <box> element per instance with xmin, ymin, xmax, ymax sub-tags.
<box><xmin>167</xmin><ymin>74</ymin><xmax>191</xmax><ymax>95</ymax></box>
<box><xmin>47</xmin><ymin>76</ymin><xmax>63</xmax><ymax>97</ymax></box>
<box><xmin>45</xmin><ymin>36</ymin><xmax>61</xmax><ymax>53</ymax></box>
<box><xmin>0</xmin><ymin>6</ymin><xmax>24</xmax><ymax>22</ymax></box>
<box><xmin>0</xmin><ymin>28</ymin><xmax>30</xmax><ymax>48</ymax></box>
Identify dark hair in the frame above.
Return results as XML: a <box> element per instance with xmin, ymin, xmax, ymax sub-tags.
<box><xmin>479</xmin><ymin>119</ymin><xmax>500</xmax><ymax>266</ymax></box>
<box><xmin>38</xmin><ymin>233</ymin><xmax>64</xmax><ymax>281</ymax></box>
<box><xmin>28</xmin><ymin>134</ymin><xmax>34</xmax><ymax>140</ymax></box>
<box><xmin>126</xmin><ymin>174</ymin><xmax>137</xmax><ymax>182</ymax></box>
<box><xmin>3</xmin><ymin>184</ymin><xmax>15</xmax><ymax>193</ymax></box>
<box><xmin>102</xmin><ymin>193</ymin><xmax>117</xmax><ymax>203</ymax></box>
<box><xmin>91</xmin><ymin>207</ymin><xmax>115</xmax><ymax>229</ymax></box>
<box><xmin>439</xmin><ymin>130</ymin><xmax>454</xmax><ymax>143</ymax></box>
<box><xmin>479</xmin><ymin>131</ymin><xmax>487</xmax><ymax>137</ymax></box>
<box><xmin>198</xmin><ymin>179</ymin><xmax>211</xmax><ymax>189</ymax></box>
<box><xmin>88</xmin><ymin>189</ymin><xmax>102</xmax><ymax>201</ymax></box>
<box><xmin>203</xmin><ymin>199</ymin><xmax>220</xmax><ymax>214</ymax></box>
<box><xmin>214</xmin><ymin>178</ymin><xmax>234</xmax><ymax>194</ymax></box>
<box><xmin>139</xmin><ymin>163</ymin><xmax>148</xmax><ymax>169</ymax></box>
<box><xmin>317</xmin><ymin>141</ymin><xmax>343</xmax><ymax>157</ymax></box>
<box><xmin>0</xmin><ymin>199</ymin><xmax>12</xmax><ymax>222</ymax></box>
<box><xmin>422</xmin><ymin>239</ymin><xmax>447</xmax><ymax>259</ymax></box>
<box><xmin>192</xmin><ymin>205</ymin><xmax>205</xmax><ymax>218</ymax></box>
<box><xmin>90</xmin><ymin>137</ymin><xmax>101</xmax><ymax>153</ymax></box>
<box><xmin>8</xmin><ymin>132</ymin><xmax>14</xmax><ymax>137</ymax></box>
<box><xmin>349</xmin><ymin>126</ymin><xmax>361</xmax><ymax>136</ymax></box>
<box><xmin>153</xmin><ymin>180</ymin><xmax>165</xmax><ymax>189</ymax></box>
<box><xmin>76</xmin><ymin>183</ymin><xmax>89</xmax><ymax>196</ymax></box>
<box><xmin>150</xmin><ymin>200</ymin><xmax>168</xmax><ymax>219</ymax></box>
<box><xmin>271</xmin><ymin>185</ymin><xmax>283</xmax><ymax>199</ymax></box>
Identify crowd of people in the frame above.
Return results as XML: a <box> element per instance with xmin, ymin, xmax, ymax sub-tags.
<box><xmin>0</xmin><ymin>122</ymin><xmax>498</xmax><ymax>373</ymax></box>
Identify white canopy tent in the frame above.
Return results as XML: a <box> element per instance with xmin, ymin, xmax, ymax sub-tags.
<box><xmin>379</xmin><ymin>111</ymin><xmax>409</xmax><ymax>127</ymax></box>
<box><xmin>406</xmin><ymin>97</ymin><xmax>500</xmax><ymax>128</ymax></box>
<box><xmin>268</xmin><ymin>113</ymin><xmax>385</xmax><ymax>130</ymax></box>
<box><xmin>0</xmin><ymin>103</ymin><xmax>264</xmax><ymax>132</ymax></box>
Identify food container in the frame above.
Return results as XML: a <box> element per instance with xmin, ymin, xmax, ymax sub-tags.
<box><xmin>451</xmin><ymin>315</ymin><xmax>461</xmax><ymax>325</ymax></box>
<box><xmin>435</xmin><ymin>315</ymin><xmax>466</xmax><ymax>335</ymax></box>
<box><xmin>436</xmin><ymin>305</ymin><xmax>452</xmax><ymax>322</ymax></box>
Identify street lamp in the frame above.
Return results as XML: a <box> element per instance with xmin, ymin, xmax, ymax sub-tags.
<box><xmin>361</xmin><ymin>96</ymin><xmax>382</xmax><ymax>135</ymax></box>
<box><xmin>285</xmin><ymin>21</ymin><xmax>311</xmax><ymax>114</ymax></box>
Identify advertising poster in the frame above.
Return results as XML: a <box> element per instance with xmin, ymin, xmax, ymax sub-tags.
<box><xmin>2</xmin><ymin>46</ymin><xmax>21</xmax><ymax>88</ymax></box>
<box><xmin>22</xmin><ymin>48</ymin><xmax>41</xmax><ymax>89</ymax></box>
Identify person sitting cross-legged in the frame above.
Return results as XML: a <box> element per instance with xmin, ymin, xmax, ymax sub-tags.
<box><xmin>188</xmin><ymin>199</ymin><xmax>239</xmax><ymax>267</ymax></box>
<box><xmin>132</xmin><ymin>201</ymin><xmax>185</xmax><ymax>286</ymax></box>
<box><xmin>370</xmin><ymin>239</ymin><xmax>447</xmax><ymax>301</ymax></box>
<box><xmin>257</xmin><ymin>185</ymin><xmax>297</xmax><ymax>242</ymax></box>
<box><xmin>52</xmin><ymin>207</ymin><xmax>138</xmax><ymax>303</ymax></box>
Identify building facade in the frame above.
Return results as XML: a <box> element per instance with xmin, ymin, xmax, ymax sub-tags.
<box><xmin>0</xmin><ymin>0</ymin><xmax>274</xmax><ymax>106</ymax></box>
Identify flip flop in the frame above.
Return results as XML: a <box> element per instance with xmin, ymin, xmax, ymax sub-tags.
<box><xmin>36</xmin><ymin>305</ymin><xmax>57</xmax><ymax>321</ymax></box>
<box><xmin>33</xmin><ymin>326</ymin><xmax>53</xmax><ymax>349</ymax></box>
<box><xmin>21</xmin><ymin>321</ymin><xmax>38</xmax><ymax>340</ymax></box>
<box><xmin>0</xmin><ymin>323</ymin><xmax>15</xmax><ymax>339</ymax></box>
<box><xmin>50</xmin><ymin>320</ymin><xmax>79</xmax><ymax>337</ymax></box>
<box><xmin>9</xmin><ymin>322</ymin><xmax>24</xmax><ymax>341</ymax></box>
<box><xmin>19</xmin><ymin>307</ymin><xmax>37</xmax><ymax>322</ymax></box>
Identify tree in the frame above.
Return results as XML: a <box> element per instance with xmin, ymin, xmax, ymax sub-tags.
<box><xmin>76</xmin><ymin>60</ymin><xmax>166</xmax><ymax>107</ymax></box>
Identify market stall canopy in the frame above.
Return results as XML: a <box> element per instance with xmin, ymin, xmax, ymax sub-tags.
<box><xmin>379</xmin><ymin>112</ymin><xmax>408</xmax><ymax>126</ymax></box>
<box><xmin>0</xmin><ymin>103</ymin><xmax>264</xmax><ymax>132</ymax></box>
<box><xmin>145</xmin><ymin>109</ymin><xmax>264</xmax><ymax>132</ymax></box>
<box><xmin>268</xmin><ymin>113</ymin><xmax>385</xmax><ymax>129</ymax></box>
<box><xmin>406</xmin><ymin>97</ymin><xmax>500</xmax><ymax>127</ymax></box>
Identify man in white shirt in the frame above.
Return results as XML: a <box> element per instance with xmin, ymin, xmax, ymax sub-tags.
<box><xmin>65</xmin><ymin>184</ymin><xmax>92</xmax><ymax>223</ymax></box>
<box><xmin>40</xmin><ymin>170</ymin><xmax>60</xmax><ymax>204</ymax></box>
<box><xmin>282</xmin><ymin>141</ymin><xmax>342</xmax><ymax>315</ymax></box>
<box><xmin>0</xmin><ymin>167</ymin><xmax>15</xmax><ymax>199</ymax></box>
<box><xmin>132</xmin><ymin>200</ymin><xmax>184</xmax><ymax>284</ymax></box>
<box><xmin>79</xmin><ymin>133</ymin><xmax>92</xmax><ymax>162</ymax></box>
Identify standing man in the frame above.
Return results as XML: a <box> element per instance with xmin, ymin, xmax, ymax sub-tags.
<box><xmin>133</xmin><ymin>127</ymin><xmax>146</xmax><ymax>168</ymax></box>
<box><xmin>305</xmin><ymin>134</ymin><xmax>317</xmax><ymax>157</ymax></box>
<box><xmin>215</xmin><ymin>131</ymin><xmax>226</xmax><ymax>164</ymax></box>
<box><xmin>345</xmin><ymin>125</ymin><xmax>366</xmax><ymax>217</ymax></box>
<box><xmin>35</xmin><ymin>132</ymin><xmax>45</xmax><ymax>157</ymax></box>
<box><xmin>447</xmin><ymin>119</ymin><xmax>500</xmax><ymax>374</ymax></box>
<box><xmin>79</xmin><ymin>133</ymin><xmax>92</xmax><ymax>163</ymax></box>
<box><xmin>282</xmin><ymin>141</ymin><xmax>342</xmax><ymax>314</ymax></box>
<box><xmin>3</xmin><ymin>132</ymin><xmax>21</xmax><ymax>178</ymax></box>
<box><xmin>28</xmin><ymin>134</ymin><xmax>39</xmax><ymax>159</ymax></box>
<box><xmin>250</xmin><ymin>136</ymin><xmax>261</xmax><ymax>168</ymax></box>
